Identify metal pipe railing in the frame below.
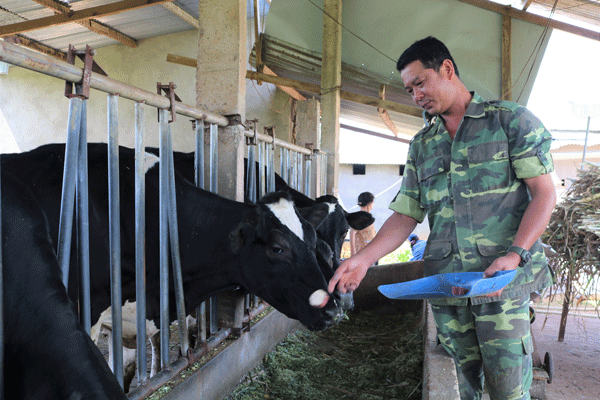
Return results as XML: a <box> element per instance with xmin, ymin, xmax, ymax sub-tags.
<box><xmin>193</xmin><ymin>120</ymin><xmax>207</xmax><ymax>343</ymax></box>
<box><xmin>0</xmin><ymin>40</ymin><xmax>228</xmax><ymax>127</ymax></box>
<box><xmin>0</xmin><ymin>155</ymin><xmax>4</xmax><ymax>400</ymax></box>
<box><xmin>77</xmin><ymin>100</ymin><xmax>92</xmax><ymax>334</ymax></box>
<box><xmin>134</xmin><ymin>102</ymin><xmax>148</xmax><ymax>384</ymax></box>
<box><xmin>107</xmin><ymin>94</ymin><xmax>124</xmax><ymax>388</ymax></box>
<box><xmin>57</xmin><ymin>98</ymin><xmax>82</xmax><ymax>289</ymax></box>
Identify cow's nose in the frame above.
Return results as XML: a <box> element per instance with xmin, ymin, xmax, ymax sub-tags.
<box><xmin>309</xmin><ymin>289</ymin><xmax>330</xmax><ymax>308</ymax></box>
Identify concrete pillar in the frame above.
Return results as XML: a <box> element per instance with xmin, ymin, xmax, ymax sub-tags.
<box><xmin>321</xmin><ymin>0</ymin><xmax>342</xmax><ymax>197</ymax></box>
<box><xmin>295</xmin><ymin>98</ymin><xmax>322</xmax><ymax>198</ymax></box>
<box><xmin>197</xmin><ymin>0</ymin><xmax>246</xmax><ymax>203</ymax></box>
<box><xmin>196</xmin><ymin>0</ymin><xmax>246</xmax><ymax>330</ymax></box>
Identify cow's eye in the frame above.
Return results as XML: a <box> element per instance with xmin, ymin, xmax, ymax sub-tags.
<box><xmin>270</xmin><ymin>245</ymin><xmax>283</xmax><ymax>254</ymax></box>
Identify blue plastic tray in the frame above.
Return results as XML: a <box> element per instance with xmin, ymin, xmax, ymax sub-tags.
<box><xmin>377</xmin><ymin>270</ymin><xmax>517</xmax><ymax>300</ymax></box>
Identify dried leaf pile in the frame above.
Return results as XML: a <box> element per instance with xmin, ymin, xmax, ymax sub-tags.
<box><xmin>225</xmin><ymin>311</ymin><xmax>423</xmax><ymax>400</ymax></box>
<box><xmin>543</xmin><ymin>164</ymin><xmax>600</xmax><ymax>302</ymax></box>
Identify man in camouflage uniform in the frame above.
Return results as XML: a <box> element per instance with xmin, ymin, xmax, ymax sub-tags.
<box><xmin>328</xmin><ymin>37</ymin><xmax>557</xmax><ymax>400</ymax></box>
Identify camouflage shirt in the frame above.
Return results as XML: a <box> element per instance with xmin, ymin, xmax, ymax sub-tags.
<box><xmin>389</xmin><ymin>93</ymin><xmax>555</xmax><ymax>306</ymax></box>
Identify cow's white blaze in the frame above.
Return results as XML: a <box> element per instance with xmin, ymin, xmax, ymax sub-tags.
<box><xmin>144</xmin><ymin>152</ymin><xmax>160</xmax><ymax>173</ymax></box>
<box><xmin>326</xmin><ymin>202</ymin><xmax>336</xmax><ymax>215</ymax></box>
<box><xmin>266</xmin><ymin>197</ymin><xmax>304</xmax><ymax>241</ymax></box>
<box><xmin>309</xmin><ymin>289</ymin><xmax>329</xmax><ymax>308</ymax></box>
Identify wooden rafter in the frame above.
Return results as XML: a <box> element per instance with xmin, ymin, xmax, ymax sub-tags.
<box><xmin>167</xmin><ymin>53</ymin><xmax>422</xmax><ymax>117</ymax></box>
<box><xmin>377</xmin><ymin>84</ymin><xmax>400</xmax><ymax>136</ymax></box>
<box><xmin>0</xmin><ymin>0</ymin><xmax>175</xmax><ymax>37</ymax></box>
<box><xmin>161</xmin><ymin>2</ymin><xmax>199</xmax><ymax>29</ymax></box>
<box><xmin>456</xmin><ymin>0</ymin><xmax>600</xmax><ymax>42</ymax></box>
<box><xmin>30</xmin><ymin>0</ymin><xmax>138</xmax><ymax>47</ymax></box>
<box><xmin>3</xmin><ymin>34</ymin><xmax>67</xmax><ymax>60</ymax></box>
<box><xmin>166</xmin><ymin>53</ymin><xmax>306</xmax><ymax>100</ymax></box>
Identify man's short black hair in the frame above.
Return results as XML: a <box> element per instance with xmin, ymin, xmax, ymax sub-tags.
<box><xmin>396</xmin><ymin>36</ymin><xmax>460</xmax><ymax>78</ymax></box>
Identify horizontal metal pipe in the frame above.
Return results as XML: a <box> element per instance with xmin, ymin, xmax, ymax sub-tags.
<box><xmin>126</xmin><ymin>328</ymin><xmax>232</xmax><ymax>400</ymax></box>
<box><xmin>0</xmin><ymin>40</ymin><xmax>228</xmax><ymax>126</ymax></box>
<box><xmin>244</xmin><ymin>130</ymin><xmax>311</xmax><ymax>155</ymax></box>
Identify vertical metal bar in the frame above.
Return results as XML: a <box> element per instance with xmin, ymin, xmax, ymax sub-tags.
<box><xmin>158</xmin><ymin>109</ymin><xmax>170</xmax><ymax>369</ymax></box>
<box><xmin>165</xmin><ymin>122</ymin><xmax>190</xmax><ymax>357</ymax></box>
<box><xmin>195</xmin><ymin>120</ymin><xmax>205</xmax><ymax>190</ymax></box>
<box><xmin>296</xmin><ymin>152</ymin><xmax>303</xmax><ymax>193</ymax></box>
<box><xmin>268</xmin><ymin>143</ymin><xmax>275</xmax><ymax>192</ymax></box>
<box><xmin>194</xmin><ymin>120</ymin><xmax>207</xmax><ymax>343</ymax></box>
<box><xmin>305</xmin><ymin>156</ymin><xmax>312</xmax><ymax>197</ymax></box>
<box><xmin>107</xmin><ymin>94</ymin><xmax>123</xmax><ymax>387</ymax></box>
<box><xmin>134</xmin><ymin>102</ymin><xmax>148</xmax><ymax>384</ymax></box>
<box><xmin>582</xmin><ymin>116</ymin><xmax>591</xmax><ymax>165</ymax></box>
<box><xmin>289</xmin><ymin>150</ymin><xmax>294</xmax><ymax>189</ymax></box>
<box><xmin>58</xmin><ymin>97</ymin><xmax>83</xmax><ymax>289</ymax></box>
<box><xmin>247</xmin><ymin>144</ymin><xmax>257</xmax><ymax>203</ymax></box>
<box><xmin>209</xmin><ymin>123</ymin><xmax>218</xmax><ymax>194</ymax></box>
<box><xmin>258</xmin><ymin>141</ymin><xmax>266</xmax><ymax>198</ymax></box>
<box><xmin>77</xmin><ymin>100</ymin><xmax>91</xmax><ymax>334</ymax></box>
<box><xmin>281</xmin><ymin>148</ymin><xmax>288</xmax><ymax>186</ymax></box>
<box><xmin>279</xmin><ymin>147</ymin><xmax>284</xmax><ymax>178</ymax></box>
<box><xmin>208</xmin><ymin>123</ymin><xmax>219</xmax><ymax>335</ymax></box>
<box><xmin>0</xmin><ymin>155</ymin><xmax>3</xmax><ymax>400</ymax></box>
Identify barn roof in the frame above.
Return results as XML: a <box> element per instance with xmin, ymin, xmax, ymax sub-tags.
<box><xmin>1</xmin><ymin>0</ymin><xmax>599</xmax><ymax>139</ymax></box>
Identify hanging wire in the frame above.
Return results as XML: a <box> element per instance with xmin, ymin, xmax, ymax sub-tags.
<box><xmin>513</xmin><ymin>0</ymin><xmax>560</xmax><ymax>103</ymax></box>
<box><xmin>251</xmin><ymin>79</ymin><xmax>291</xmax><ymax>113</ymax></box>
<box><xmin>305</xmin><ymin>0</ymin><xmax>397</xmax><ymax>64</ymax></box>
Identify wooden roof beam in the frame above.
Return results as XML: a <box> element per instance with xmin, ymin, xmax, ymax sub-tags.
<box><xmin>0</xmin><ymin>0</ymin><xmax>175</xmax><ymax>37</ymax></box>
<box><xmin>31</xmin><ymin>0</ymin><xmax>138</xmax><ymax>47</ymax></box>
<box><xmin>456</xmin><ymin>0</ymin><xmax>600</xmax><ymax>42</ymax></box>
<box><xmin>377</xmin><ymin>85</ymin><xmax>400</xmax><ymax>136</ymax></box>
<box><xmin>167</xmin><ymin>53</ymin><xmax>306</xmax><ymax>101</ymax></box>
<box><xmin>2</xmin><ymin>34</ymin><xmax>67</xmax><ymax>60</ymax></box>
<box><xmin>161</xmin><ymin>2</ymin><xmax>200</xmax><ymax>29</ymax></box>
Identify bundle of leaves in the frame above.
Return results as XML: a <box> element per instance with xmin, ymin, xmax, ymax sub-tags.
<box><xmin>227</xmin><ymin>311</ymin><xmax>423</xmax><ymax>400</ymax></box>
<box><xmin>543</xmin><ymin>164</ymin><xmax>600</xmax><ymax>302</ymax></box>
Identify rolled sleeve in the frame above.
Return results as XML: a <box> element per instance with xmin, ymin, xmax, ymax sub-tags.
<box><xmin>389</xmin><ymin>192</ymin><xmax>426</xmax><ymax>223</ymax></box>
<box><xmin>509</xmin><ymin>109</ymin><xmax>554</xmax><ymax>179</ymax></box>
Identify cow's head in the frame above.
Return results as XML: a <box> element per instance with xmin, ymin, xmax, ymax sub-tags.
<box><xmin>300</xmin><ymin>195</ymin><xmax>374</xmax><ymax>270</ymax></box>
<box><xmin>229</xmin><ymin>191</ymin><xmax>344</xmax><ymax>331</ymax></box>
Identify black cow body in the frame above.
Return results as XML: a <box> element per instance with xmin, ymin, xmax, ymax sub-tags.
<box><xmin>2</xmin><ymin>171</ymin><xmax>127</xmax><ymax>399</ymax></box>
<box><xmin>1</xmin><ymin>144</ymin><xmax>343</xmax><ymax>332</ymax></box>
<box><xmin>148</xmin><ymin>148</ymin><xmax>375</xmax><ymax>273</ymax></box>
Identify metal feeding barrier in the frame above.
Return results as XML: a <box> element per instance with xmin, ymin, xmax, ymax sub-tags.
<box><xmin>0</xmin><ymin>39</ymin><xmax>327</xmax><ymax>399</ymax></box>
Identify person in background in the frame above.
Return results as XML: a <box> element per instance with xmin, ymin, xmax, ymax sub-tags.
<box><xmin>329</xmin><ymin>36</ymin><xmax>556</xmax><ymax>400</ymax></box>
<box><xmin>408</xmin><ymin>233</ymin><xmax>426</xmax><ymax>261</ymax></box>
<box><xmin>350</xmin><ymin>192</ymin><xmax>377</xmax><ymax>257</ymax></box>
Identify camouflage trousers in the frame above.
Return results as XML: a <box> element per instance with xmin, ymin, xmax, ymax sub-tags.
<box><xmin>431</xmin><ymin>296</ymin><xmax>533</xmax><ymax>400</ymax></box>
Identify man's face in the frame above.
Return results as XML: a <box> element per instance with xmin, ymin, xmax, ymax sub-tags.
<box><xmin>401</xmin><ymin>60</ymin><xmax>453</xmax><ymax>116</ymax></box>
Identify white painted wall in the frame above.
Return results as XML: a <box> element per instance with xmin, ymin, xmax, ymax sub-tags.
<box><xmin>0</xmin><ymin>28</ymin><xmax>290</xmax><ymax>155</ymax></box>
<box><xmin>338</xmin><ymin>163</ymin><xmax>430</xmax><ymax>240</ymax></box>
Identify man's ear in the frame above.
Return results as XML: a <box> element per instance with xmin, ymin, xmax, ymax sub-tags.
<box><xmin>441</xmin><ymin>59</ymin><xmax>455</xmax><ymax>79</ymax></box>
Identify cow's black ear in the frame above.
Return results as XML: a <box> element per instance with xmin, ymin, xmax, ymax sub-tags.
<box><xmin>298</xmin><ymin>203</ymin><xmax>330</xmax><ymax>229</ymax></box>
<box><xmin>347</xmin><ymin>211</ymin><xmax>374</xmax><ymax>230</ymax></box>
<box><xmin>229</xmin><ymin>222</ymin><xmax>256</xmax><ymax>254</ymax></box>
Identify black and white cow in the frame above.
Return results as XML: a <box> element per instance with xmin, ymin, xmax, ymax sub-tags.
<box><xmin>1</xmin><ymin>171</ymin><xmax>127</xmax><ymax>399</ymax></box>
<box><xmin>152</xmin><ymin>148</ymin><xmax>375</xmax><ymax>274</ymax></box>
<box><xmin>1</xmin><ymin>143</ymin><xmax>344</xmax><ymax>334</ymax></box>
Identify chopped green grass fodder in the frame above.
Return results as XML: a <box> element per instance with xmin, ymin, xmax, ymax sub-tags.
<box><xmin>226</xmin><ymin>311</ymin><xmax>423</xmax><ymax>400</ymax></box>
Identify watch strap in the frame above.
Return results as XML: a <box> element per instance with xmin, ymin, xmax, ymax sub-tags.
<box><xmin>507</xmin><ymin>245</ymin><xmax>531</xmax><ymax>267</ymax></box>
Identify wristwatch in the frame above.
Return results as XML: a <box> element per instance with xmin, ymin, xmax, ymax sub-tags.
<box><xmin>507</xmin><ymin>246</ymin><xmax>532</xmax><ymax>267</ymax></box>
